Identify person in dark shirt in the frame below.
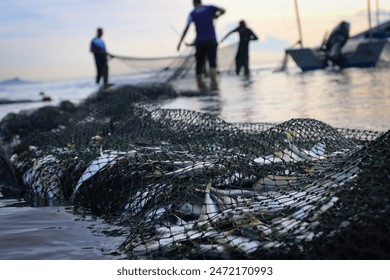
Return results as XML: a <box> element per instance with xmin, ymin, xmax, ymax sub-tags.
<box><xmin>221</xmin><ymin>20</ymin><xmax>258</xmax><ymax>78</ymax></box>
<box><xmin>177</xmin><ymin>0</ymin><xmax>225</xmax><ymax>90</ymax></box>
<box><xmin>90</xmin><ymin>28</ymin><xmax>113</xmax><ymax>87</ymax></box>
<box><xmin>323</xmin><ymin>21</ymin><xmax>350</xmax><ymax>67</ymax></box>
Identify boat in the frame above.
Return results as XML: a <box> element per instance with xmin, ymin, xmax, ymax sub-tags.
<box><xmin>285</xmin><ymin>23</ymin><xmax>389</xmax><ymax>71</ymax></box>
<box><xmin>282</xmin><ymin>1</ymin><xmax>390</xmax><ymax>71</ymax></box>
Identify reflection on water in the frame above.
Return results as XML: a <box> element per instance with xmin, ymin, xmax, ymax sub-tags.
<box><xmin>0</xmin><ymin>199</ymin><xmax>126</xmax><ymax>260</ymax></box>
<box><xmin>166</xmin><ymin>67</ymin><xmax>389</xmax><ymax>131</ymax></box>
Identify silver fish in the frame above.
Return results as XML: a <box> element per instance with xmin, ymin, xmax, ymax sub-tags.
<box><xmin>254</xmin><ymin>175</ymin><xmax>298</xmax><ymax>191</ymax></box>
<box><xmin>254</xmin><ymin>131</ymin><xmax>327</xmax><ymax>164</ymax></box>
<box><xmin>164</xmin><ymin>162</ymin><xmax>225</xmax><ymax>179</ymax></box>
<box><xmin>73</xmin><ymin>150</ymin><xmax>136</xmax><ymax>195</ymax></box>
<box><xmin>23</xmin><ymin>155</ymin><xmax>63</xmax><ymax>204</ymax></box>
<box><xmin>218</xmin><ymin>232</ymin><xmax>261</xmax><ymax>254</ymax></box>
<box><xmin>198</xmin><ymin>182</ymin><xmax>220</xmax><ymax>228</ymax></box>
<box><xmin>210</xmin><ymin>186</ymin><xmax>257</xmax><ymax>198</ymax></box>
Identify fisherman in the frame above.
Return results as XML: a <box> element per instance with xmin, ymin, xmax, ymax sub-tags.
<box><xmin>177</xmin><ymin>0</ymin><xmax>226</xmax><ymax>91</ymax></box>
<box><xmin>323</xmin><ymin>21</ymin><xmax>350</xmax><ymax>68</ymax></box>
<box><xmin>90</xmin><ymin>28</ymin><xmax>113</xmax><ymax>88</ymax></box>
<box><xmin>221</xmin><ymin>20</ymin><xmax>258</xmax><ymax>78</ymax></box>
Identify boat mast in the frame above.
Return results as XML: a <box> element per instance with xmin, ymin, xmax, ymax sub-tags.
<box><xmin>294</xmin><ymin>0</ymin><xmax>304</xmax><ymax>48</ymax></box>
<box><xmin>375</xmin><ymin>0</ymin><xmax>380</xmax><ymax>25</ymax></box>
<box><xmin>367</xmin><ymin>0</ymin><xmax>373</xmax><ymax>39</ymax></box>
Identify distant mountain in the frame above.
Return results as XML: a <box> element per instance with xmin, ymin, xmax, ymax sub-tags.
<box><xmin>0</xmin><ymin>77</ymin><xmax>33</xmax><ymax>86</ymax></box>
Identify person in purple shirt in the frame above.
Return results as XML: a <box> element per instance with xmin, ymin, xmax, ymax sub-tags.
<box><xmin>90</xmin><ymin>28</ymin><xmax>113</xmax><ymax>87</ymax></box>
<box><xmin>177</xmin><ymin>0</ymin><xmax>225</xmax><ymax>90</ymax></box>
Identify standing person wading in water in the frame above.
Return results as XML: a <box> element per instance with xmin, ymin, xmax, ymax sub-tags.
<box><xmin>221</xmin><ymin>20</ymin><xmax>258</xmax><ymax>79</ymax></box>
<box><xmin>177</xmin><ymin>0</ymin><xmax>226</xmax><ymax>91</ymax></box>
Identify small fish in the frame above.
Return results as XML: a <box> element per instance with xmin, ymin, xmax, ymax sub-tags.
<box><xmin>198</xmin><ymin>182</ymin><xmax>220</xmax><ymax>227</ymax></box>
<box><xmin>295</xmin><ymin>232</ymin><xmax>315</xmax><ymax>242</ymax></box>
<box><xmin>158</xmin><ymin>160</ymin><xmax>196</xmax><ymax>168</ymax></box>
<box><xmin>291</xmin><ymin>204</ymin><xmax>316</xmax><ymax>220</ymax></box>
<box><xmin>127</xmin><ymin>190</ymin><xmax>150</xmax><ymax>214</ymax></box>
<box><xmin>143</xmin><ymin>206</ymin><xmax>169</xmax><ymax>222</ymax></box>
<box><xmin>179</xmin><ymin>202</ymin><xmax>203</xmax><ymax>216</ymax></box>
<box><xmin>262</xmin><ymin>241</ymin><xmax>284</xmax><ymax>250</ymax></box>
<box><xmin>255</xmin><ymin>131</ymin><xmax>328</xmax><ymax>165</ymax></box>
<box><xmin>164</xmin><ymin>162</ymin><xmax>225</xmax><ymax>179</ymax></box>
<box><xmin>318</xmin><ymin>196</ymin><xmax>338</xmax><ymax>213</ymax></box>
<box><xmin>126</xmin><ymin>183</ymin><xmax>170</xmax><ymax>215</ymax></box>
<box><xmin>254</xmin><ymin>175</ymin><xmax>298</xmax><ymax>191</ymax></box>
<box><xmin>210</xmin><ymin>187</ymin><xmax>257</xmax><ymax>198</ymax></box>
<box><xmin>307</xmin><ymin>142</ymin><xmax>327</xmax><ymax>159</ymax></box>
<box><xmin>73</xmin><ymin>150</ymin><xmax>135</xmax><ymax>195</ymax></box>
<box><xmin>214</xmin><ymin>194</ymin><xmax>237</xmax><ymax>208</ymax></box>
<box><xmin>284</xmin><ymin>131</ymin><xmax>315</xmax><ymax>161</ymax></box>
<box><xmin>219</xmin><ymin>233</ymin><xmax>261</xmax><ymax>254</ymax></box>
<box><xmin>253</xmin><ymin>151</ymin><xmax>296</xmax><ymax>165</ymax></box>
<box><xmin>271</xmin><ymin>217</ymin><xmax>301</xmax><ymax>237</ymax></box>
<box><xmin>73</xmin><ymin>154</ymin><xmax>118</xmax><ymax>195</ymax></box>
<box><xmin>329</xmin><ymin>165</ymin><xmax>359</xmax><ymax>183</ymax></box>
<box><xmin>284</xmin><ymin>131</ymin><xmax>327</xmax><ymax>161</ymax></box>
<box><xmin>23</xmin><ymin>155</ymin><xmax>64</xmax><ymax>204</ymax></box>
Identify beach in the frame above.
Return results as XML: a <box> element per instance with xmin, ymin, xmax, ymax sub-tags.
<box><xmin>1</xmin><ymin>65</ymin><xmax>389</xmax><ymax>131</ymax></box>
<box><xmin>0</xmin><ymin>64</ymin><xmax>389</xmax><ymax>260</ymax></box>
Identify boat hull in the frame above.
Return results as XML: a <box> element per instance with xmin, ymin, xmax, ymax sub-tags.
<box><xmin>286</xmin><ymin>40</ymin><xmax>387</xmax><ymax>71</ymax></box>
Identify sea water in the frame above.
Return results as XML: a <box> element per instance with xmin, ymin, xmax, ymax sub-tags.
<box><xmin>0</xmin><ymin>65</ymin><xmax>389</xmax><ymax>259</ymax></box>
<box><xmin>0</xmin><ymin>72</ymin><xmax>153</xmax><ymax>120</ymax></box>
<box><xmin>0</xmin><ymin>200</ymin><xmax>127</xmax><ymax>260</ymax></box>
<box><xmin>164</xmin><ymin>65</ymin><xmax>390</xmax><ymax>131</ymax></box>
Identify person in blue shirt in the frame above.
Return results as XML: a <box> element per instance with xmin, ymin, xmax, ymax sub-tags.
<box><xmin>221</xmin><ymin>20</ymin><xmax>258</xmax><ymax>78</ymax></box>
<box><xmin>90</xmin><ymin>28</ymin><xmax>113</xmax><ymax>87</ymax></box>
<box><xmin>177</xmin><ymin>0</ymin><xmax>225</xmax><ymax>90</ymax></box>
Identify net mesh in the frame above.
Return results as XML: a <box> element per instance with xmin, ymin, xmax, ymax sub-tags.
<box><xmin>109</xmin><ymin>43</ymin><xmax>238</xmax><ymax>81</ymax></box>
<box><xmin>1</xmin><ymin>83</ymin><xmax>388</xmax><ymax>259</ymax></box>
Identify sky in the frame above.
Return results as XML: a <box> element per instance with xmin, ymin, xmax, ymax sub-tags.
<box><xmin>0</xmin><ymin>0</ymin><xmax>389</xmax><ymax>81</ymax></box>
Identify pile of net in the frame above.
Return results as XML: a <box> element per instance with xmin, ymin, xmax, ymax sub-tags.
<box><xmin>0</xmin><ymin>83</ymin><xmax>389</xmax><ymax>259</ymax></box>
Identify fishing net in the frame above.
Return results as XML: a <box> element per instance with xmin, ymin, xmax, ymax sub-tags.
<box><xmin>108</xmin><ymin>43</ymin><xmax>238</xmax><ymax>81</ymax></box>
<box><xmin>1</xmin><ymin>83</ymin><xmax>388</xmax><ymax>260</ymax></box>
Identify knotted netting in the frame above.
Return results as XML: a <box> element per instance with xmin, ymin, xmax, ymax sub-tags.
<box><xmin>108</xmin><ymin>43</ymin><xmax>238</xmax><ymax>82</ymax></box>
<box><xmin>1</xmin><ymin>83</ymin><xmax>389</xmax><ymax>259</ymax></box>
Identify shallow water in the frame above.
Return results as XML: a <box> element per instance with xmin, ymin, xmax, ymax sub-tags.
<box><xmin>166</xmin><ymin>66</ymin><xmax>390</xmax><ymax>131</ymax></box>
<box><xmin>0</xmin><ymin>72</ymin><xmax>153</xmax><ymax>120</ymax></box>
<box><xmin>0</xmin><ymin>64</ymin><xmax>389</xmax><ymax>260</ymax></box>
<box><xmin>0</xmin><ymin>199</ymin><xmax>126</xmax><ymax>260</ymax></box>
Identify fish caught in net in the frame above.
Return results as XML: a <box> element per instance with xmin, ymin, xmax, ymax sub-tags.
<box><xmin>0</xmin><ymin>83</ymin><xmax>388</xmax><ymax>259</ymax></box>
